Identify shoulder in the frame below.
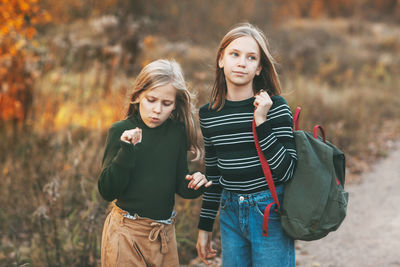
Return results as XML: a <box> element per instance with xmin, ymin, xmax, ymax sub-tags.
<box><xmin>107</xmin><ymin>119</ymin><xmax>134</xmax><ymax>138</ymax></box>
<box><xmin>271</xmin><ymin>95</ymin><xmax>291</xmax><ymax>111</ymax></box>
<box><xmin>199</xmin><ymin>102</ymin><xmax>212</xmax><ymax>114</ymax></box>
<box><xmin>109</xmin><ymin>119</ymin><xmax>132</xmax><ymax>131</ymax></box>
<box><xmin>271</xmin><ymin>95</ymin><xmax>288</xmax><ymax>106</ymax></box>
<box><xmin>199</xmin><ymin>102</ymin><xmax>218</xmax><ymax>120</ymax></box>
<box><xmin>268</xmin><ymin>95</ymin><xmax>293</xmax><ymax>122</ymax></box>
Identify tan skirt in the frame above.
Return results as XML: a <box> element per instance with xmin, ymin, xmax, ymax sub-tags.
<box><xmin>101</xmin><ymin>204</ymin><xmax>179</xmax><ymax>267</ymax></box>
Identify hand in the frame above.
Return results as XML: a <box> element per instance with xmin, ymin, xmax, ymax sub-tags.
<box><xmin>196</xmin><ymin>230</ymin><xmax>217</xmax><ymax>265</ymax></box>
<box><xmin>120</xmin><ymin>127</ymin><xmax>142</xmax><ymax>145</ymax></box>
<box><xmin>254</xmin><ymin>89</ymin><xmax>273</xmax><ymax>126</ymax></box>
<box><xmin>186</xmin><ymin>172</ymin><xmax>212</xmax><ymax>190</ymax></box>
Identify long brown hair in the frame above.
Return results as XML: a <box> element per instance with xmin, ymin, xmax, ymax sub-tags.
<box><xmin>126</xmin><ymin>59</ymin><xmax>202</xmax><ymax>159</ymax></box>
<box><xmin>211</xmin><ymin>22</ymin><xmax>282</xmax><ymax>110</ymax></box>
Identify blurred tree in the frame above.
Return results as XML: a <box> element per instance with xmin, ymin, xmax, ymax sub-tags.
<box><xmin>0</xmin><ymin>0</ymin><xmax>50</xmax><ymax>128</ymax></box>
<box><xmin>38</xmin><ymin>0</ymin><xmax>400</xmax><ymax>46</ymax></box>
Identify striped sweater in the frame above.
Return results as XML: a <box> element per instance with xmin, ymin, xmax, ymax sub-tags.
<box><xmin>198</xmin><ymin>95</ymin><xmax>297</xmax><ymax>232</ymax></box>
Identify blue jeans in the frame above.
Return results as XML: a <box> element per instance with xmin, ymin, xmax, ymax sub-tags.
<box><xmin>219</xmin><ymin>186</ymin><xmax>295</xmax><ymax>267</ymax></box>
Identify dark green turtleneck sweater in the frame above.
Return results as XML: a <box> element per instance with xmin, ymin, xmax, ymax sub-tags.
<box><xmin>98</xmin><ymin>113</ymin><xmax>204</xmax><ymax>220</ymax></box>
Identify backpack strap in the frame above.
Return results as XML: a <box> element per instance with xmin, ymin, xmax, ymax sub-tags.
<box><xmin>293</xmin><ymin>107</ymin><xmax>301</xmax><ymax>131</ymax></box>
<box><xmin>252</xmin><ymin>111</ymin><xmax>280</xmax><ymax>237</ymax></box>
<box><xmin>313</xmin><ymin>125</ymin><xmax>327</xmax><ymax>143</ymax></box>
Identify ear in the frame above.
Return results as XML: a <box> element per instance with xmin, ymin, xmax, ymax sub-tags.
<box><xmin>218</xmin><ymin>57</ymin><xmax>224</xmax><ymax>69</ymax></box>
<box><xmin>256</xmin><ymin>65</ymin><xmax>262</xmax><ymax>76</ymax></box>
<box><xmin>131</xmin><ymin>97</ymin><xmax>140</xmax><ymax>104</ymax></box>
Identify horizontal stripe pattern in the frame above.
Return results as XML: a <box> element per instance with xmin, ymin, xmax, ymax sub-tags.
<box><xmin>198</xmin><ymin>96</ymin><xmax>298</xmax><ymax>232</ymax></box>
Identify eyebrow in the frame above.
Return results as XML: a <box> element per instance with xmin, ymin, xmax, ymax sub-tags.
<box><xmin>230</xmin><ymin>48</ymin><xmax>259</xmax><ymax>55</ymax></box>
<box><xmin>146</xmin><ymin>95</ymin><xmax>175</xmax><ymax>102</ymax></box>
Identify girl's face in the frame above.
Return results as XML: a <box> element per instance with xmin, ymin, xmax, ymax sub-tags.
<box><xmin>219</xmin><ymin>36</ymin><xmax>262</xmax><ymax>90</ymax></box>
<box><xmin>138</xmin><ymin>83</ymin><xmax>176</xmax><ymax>128</ymax></box>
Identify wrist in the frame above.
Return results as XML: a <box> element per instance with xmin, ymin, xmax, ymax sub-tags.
<box><xmin>254</xmin><ymin>115</ymin><xmax>267</xmax><ymax>126</ymax></box>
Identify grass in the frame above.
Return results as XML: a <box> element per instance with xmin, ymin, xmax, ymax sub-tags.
<box><xmin>2</xmin><ymin>68</ymin><xmax>399</xmax><ymax>266</ymax></box>
<box><xmin>1</xmin><ymin>18</ymin><xmax>400</xmax><ymax>266</ymax></box>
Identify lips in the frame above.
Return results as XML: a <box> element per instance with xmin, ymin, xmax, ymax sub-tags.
<box><xmin>232</xmin><ymin>71</ymin><xmax>246</xmax><ymax>75</ymax></box>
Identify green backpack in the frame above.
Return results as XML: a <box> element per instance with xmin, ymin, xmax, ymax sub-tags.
<box><xmin>253</xmin><ymin>107</ymin><xmax>349</xmax><ymax>241</ymax></box>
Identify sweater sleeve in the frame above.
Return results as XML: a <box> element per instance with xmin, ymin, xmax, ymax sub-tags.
<box><xmin>175</xmin><ymin>131</ymin><xmax>206</xmax><ymax>199</ymax></box>
<box><xmin>255</xmin><ymin>96</ymin><xmax>297</xmax><ymax>183</ymax></box>
<box><xmin>98</xmin><ymin>123</ymin><xmax>141</xmax><ymax>202</ymax></box>
<box><xmin>198</xmin><ymin>117</ymin><xmax>223</xmax><ymax>232</ymax></box>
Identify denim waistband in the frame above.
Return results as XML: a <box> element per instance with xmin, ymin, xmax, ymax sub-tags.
<box><xmin>222</xmin><ymin>184</ymin><xmax>284</xmax><ymax>204</ymax></box>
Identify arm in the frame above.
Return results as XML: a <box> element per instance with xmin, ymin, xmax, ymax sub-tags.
<box><xmin>98</xmin><ymin>124</ymin><xmax>141</xmax><ymax>201</ymax></box>
<box><xmin>175</xmin><ymin>131</ymin><xmax>212</xmax><ymax>199</ymax></box>
<box><xmin>196</xmin><ymin>125</ymin><xmax>220</xmax><ymax>263</ymax></box>
<box><xmin>196</xmin><ymin>229</ymin><xmax>217</xmax><ymax>265</ymax></box>
<box><xmin>255</xmin><ymin>96</ymin><xmax>297</xmax><ymax>183</ymax></box>
<box><xmin>197</xmin><ymin>124</ymin><xmax>223</xmax><ymax>231</ymax></box>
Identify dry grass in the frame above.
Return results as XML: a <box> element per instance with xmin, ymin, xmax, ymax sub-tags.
<box><xmin>1</xmin><ymin>18</ymin><xmax>400</xmax><ymax>266</ymax></box>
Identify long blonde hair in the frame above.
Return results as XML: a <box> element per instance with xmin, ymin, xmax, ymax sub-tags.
<box><xmin>126</xmin><ymin>59</ymin><xmax>202</xmax><ymax>158</ymax></box>
<box><xmin>211</xmin><ymin>22</ymin><xmax>282</xmax><ymax>110</ymax></box>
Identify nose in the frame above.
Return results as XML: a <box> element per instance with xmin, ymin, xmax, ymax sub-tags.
<box><xmin>238</xmin><ymin>55</ymin><xmax>246</xmax><ymax>67</ymax></box>
<box><xmin>153</xmin><ymin>102</ymin><xmax>162</xmax><ymax>114</ymax></box>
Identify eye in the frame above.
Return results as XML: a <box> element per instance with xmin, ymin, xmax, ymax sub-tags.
<box><xmin>146</xmin><ymin>97</ymin><xmax>156</xmax><ymax>103</ymax></box>
<box><xmin>162</xmin><ymin>101</ymin><xmax>174</xmax><ymax>106</ymax></box>
<box><xmin>230</xmin><ymin>52</ymin><xmax>239</xmax><ymax>57</ymax></box>
<box><xmin>248</xmin><ymin>55</ymin><xmax>257</xmax><ymax>61</ymax></box>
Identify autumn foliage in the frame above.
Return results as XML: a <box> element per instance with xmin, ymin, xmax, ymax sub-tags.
<box><xmin>0</xmin><ymin>0</ymin><xmax>50</xmax><ymax>124</ymax></box>
<box><xmin>0</xmin><ymin>1</ymin><xmax>400</xmax><ymax>266</ymax></box>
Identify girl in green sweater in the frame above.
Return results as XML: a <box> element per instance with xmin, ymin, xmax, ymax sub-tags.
<box><xmin>98</xmin><ymin>59</ymin><xmax>211</xmax><ymax>267</ymax></box>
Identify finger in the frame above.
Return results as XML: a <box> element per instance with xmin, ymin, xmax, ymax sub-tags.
<box><xmin>207</xmin><ymin>247</ymin><xmax>217</xmax><ymax>255</ymax></box>
<box><xmin>197</xmin><ymin>244</ymin><xmax>209</xmax><ymax>265</ymax></box>
<box><xmin>200</xmin><ymin>250</ymin><xmax>210</xmax><ymax>265</ymax></box>
<box><xmin>132</xmin><ymin>138</ymin><xmax>140</xmax><ymax>145</ymax></box>
<box><xmin>205</xmin><ymin>180</ymin><xmax>213</xmax><ymax>187</ymax></box>
<box><xmin>255</xmin><ymin>89</ymin><xmax>264</xmax><ymax>96</ymax></box>
<box><xmin>255</xmin><ymin>94</ymin><xmax>267</xmax><ymax>102</ymax></box>
<box><xmin>185</xmin><ymin>175</ymin><xmax>193</xmax><ymax>180</ymax></box>
<box><xmin>188</xmin><ymin>180</ymin><xmax>195</xmax><ymax>189</ymax></box>
<box><xmin>258</xmin><ymin>89</ymin><xmax>267</xmax><ymax>96</ymax></box>
<box><xmin>191</xmin><ymin>177</ymin><xmax>202</xmax><ymax>189</ymax></box>
<box><xmin>207</xmin><ymin>252</ymin><xmax>217</xmax><ymax>258</ymax></box>
<box><xmin>189</xmin><ymin>173</ymin><xmax>200</xmax><ymax>184</ymax></box>
<box><xmin>254</xmin><ymin>95</ymin><xmax>264</xmax><ymax>103</ymax></box>
<box><xmin>194</xmin><ymin>179</ymin><xmax>206</xmax><ymax>190</ymax></box>
<box><xmin>188</xmin><ymin>179</ymin><xmax>199</xmax><ymax>189</ymax></box>
<box><xmin>121</xmin><ymin>133</ymin><xmax>131</xmax><ymax>143</ymax></box>
<box><xmin>259</xmin><ymin>92</ymin><xmax>272</xmax><ymax>103</ymax></box>
<box><xmin>207</xmin><ymin>242</ymin><xmax>217</xmax><ymax>254</ymax></box>
<box><xmin>137</xmin><ymin>129</ymin><xmax>142</xmax><ymax>142</ymax></box>
<box><xmin>205</xmin><ymin>248</ymin><xmax>217</xmax><ymax>259</ymax></box>
<box><xmin>254</xmin><ymin>101</ymin><xmax>260</xmax><ymax>109</ymax></box>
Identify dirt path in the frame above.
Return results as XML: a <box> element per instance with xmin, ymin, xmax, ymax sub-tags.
<box><xmin>295</xmin><ymin>142</ymin><xmax>400</xmax><ymax>267</ymax></box>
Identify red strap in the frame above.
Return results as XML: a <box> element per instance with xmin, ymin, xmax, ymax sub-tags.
<box><xmin>313</xmin><ymin>124</ymin><xmax>326</xmax><ymax>143</ymax></box>
<box><xmin>252</xmin><ymin>112</ymin><xmax>280</xmax><ymax>237</ymax></box>
<box><xmin>262</xmin><ymin>203</ymin><xmax>274</xmax><ymax>237</ymax></box>
<box><xmin>293</xmin><ymin>107</ymin><xmax>301</xmax><ymax>131</ymax></box>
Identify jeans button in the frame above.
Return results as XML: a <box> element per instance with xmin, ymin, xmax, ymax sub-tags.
<box><xmin>239</xmin><ymin>196</ymin><xmax>244</xmax><ymax>202</ymax></box>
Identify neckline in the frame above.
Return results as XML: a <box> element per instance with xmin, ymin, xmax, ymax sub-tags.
<box><xmin>224</xmin><ymin>96</ymin><xmax>255</xmax><ymax>107</ymax></box>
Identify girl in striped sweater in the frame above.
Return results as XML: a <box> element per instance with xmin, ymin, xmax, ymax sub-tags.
<box><xmin>196</xmin><ymin>23</ymin><xmax>297</xmax><ymax>267</ymax></box>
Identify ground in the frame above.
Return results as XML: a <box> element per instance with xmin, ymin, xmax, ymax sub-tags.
<box><xmin>296</xmin><ymin>142</ymin><xmax>400</xmax><ymax>267</ymax></box>
<box><xmin>188</xmin><ymin>142</ymin><xmax>400</xmax><ymax>267</ymax></box>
